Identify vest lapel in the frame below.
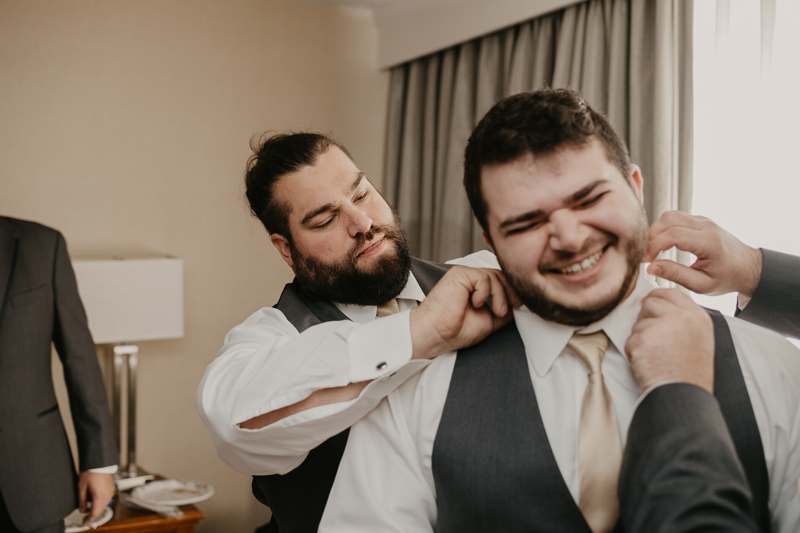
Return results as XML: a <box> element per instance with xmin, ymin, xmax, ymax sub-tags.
<box><xmin>410</xmin><ymin>256</ymin><xmax>452</xmax><ymax>294</ymax></box>
<box><xmin>276</xmin><ymin>281</ymin><xmax>348</xmax><ymax>333</ymax></box>
<box><xmin>709</xmin><ymin>310</ymin><xmax>771</xmax><ymax>532</ymax></box>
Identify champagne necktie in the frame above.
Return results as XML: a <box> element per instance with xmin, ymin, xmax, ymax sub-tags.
<box><xmin>568</xmin><ymin>331</ymin><xmax>622</xmax><ymax>533</ymax></box>
<box><xmin>376</xmin><ymin>298</ymin><xmax>400</xmax><ymax>317</ymax></box>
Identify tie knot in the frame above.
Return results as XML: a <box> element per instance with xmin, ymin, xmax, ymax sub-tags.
<box><xmin>568</xmin><ymin>331</ymin><xmax>609</xmax><ymax>374</ymax></box>
<box><xmin>376</xmin><ymin>298</ymin><xmax>400</xmax><ymax>318</ymax></box>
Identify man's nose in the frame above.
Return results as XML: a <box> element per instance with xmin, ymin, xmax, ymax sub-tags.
<box><xmin>346</xmin><ymin>206</ymin><xmax>373</xmax><ymax>237</ymax></box>
<box><xmin>546</xmin><ymin>210</ymin><xmax>585</xmax><ymax>252</ymax></box>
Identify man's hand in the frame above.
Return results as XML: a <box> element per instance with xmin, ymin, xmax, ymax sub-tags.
<box><xmin>644</xmin><ymin>211</ymin><xmax>763</xmax><ymax>297</ymax></box>
<box><xmin>625</xmin><ymin>288</ymin><xmax>714</xmax><ymax>393</ymax></box>
<box><xmin>410</xmin><ymin>266</ymin><xmax>520</xmax><ymax>359</ymax></box>
<box><xmin>78</xmin><ymin>471</ymin><xmax>114</xmax><ymax>525</ymax></box>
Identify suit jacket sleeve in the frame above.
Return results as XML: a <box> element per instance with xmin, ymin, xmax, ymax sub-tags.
<box><xmin>619</xmin><ymin>383</ymin><xmax>758</xmax><ymax>533</ymax></box>
<box><xmin>736</xmin><ymin>249</ymin><xmax>800</xmax><ymax>339</ymax></box>
<box><xmin>51</xmin><ymin>232</ymin><xmax>118</xmax><ymax>471</ymax></box>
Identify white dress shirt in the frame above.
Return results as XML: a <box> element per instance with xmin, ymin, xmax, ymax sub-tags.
<box><xmin>319</xmin><ymin>268</ymin><xmax>800</xmax><ymax>533</ymax></box>
<box><xmin>194</xmin><ymin>251</ymin><xmax>499</xmax><ymax>475</ymax></box>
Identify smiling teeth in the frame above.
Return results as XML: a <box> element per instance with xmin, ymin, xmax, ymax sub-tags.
<box><xmin>559</xmin><ymin>250</ymin><xmax>603</xmax><ymax>274</ymax></box>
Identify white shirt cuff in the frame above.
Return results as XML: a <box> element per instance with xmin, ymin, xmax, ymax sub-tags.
<box><xmin>348</xmin><ymin>310</ymin><xmax>413</xmax><ymax>382</ymax></box>
<box><xmin>87</xmin><ymin>465</ymin><xmax>118</xmax><ymax>474</ymax></box>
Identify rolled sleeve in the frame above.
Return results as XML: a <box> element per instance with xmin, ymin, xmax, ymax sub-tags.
<box><xmin>196</xmin><ymin>307</ymin><xmax>427</xmax><ymax>475</ymax></box>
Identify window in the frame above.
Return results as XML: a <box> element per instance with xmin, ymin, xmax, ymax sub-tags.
<box><xmin>692</xmin><ymin>0</ymin><xmax>800</xmax><ymax>318</ymax></box>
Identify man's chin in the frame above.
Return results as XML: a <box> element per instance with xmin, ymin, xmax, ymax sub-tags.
<box><xmin>292</xmin><ymin>233</ymin><xmax>412</xmax><ymax>306</ymax></box>
<box><xmin>519</xmin><ymin>279</ymin><xmax>632</xmax><ymax>326</ymax></box>
<box><xmin>536</xmin><ymin>300</ymin><xmax>617</xmax><ymax>326</ymax></box>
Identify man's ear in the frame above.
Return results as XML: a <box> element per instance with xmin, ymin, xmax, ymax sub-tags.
<box><xmin>629</xmin><ymin>164</ymin><xmax>644</xmax><ymax>203</ymax></box>
<box><xmin>481</xmin><ymin>228</ymin><xmax>495</xmax><ymax>251</ymax></box>
<box><xmin>270</xmin><ymin>233</ymin><xmax>295</xmax><ymax>270</ymax></box>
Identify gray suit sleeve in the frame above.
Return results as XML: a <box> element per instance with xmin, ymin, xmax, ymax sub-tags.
<box><xmin>619</xmin><ymin>383</ymin><xmax>758</xmax><ymax>533</ymax></box>
<box><xmin>736</xmin><ymin>249</ymin><xmax>800</xmax><ymax>339</ymax></box>
<box><xmin>51</xmin><ymin>232</ymin><xmax>118</xmax><ymax>471</ymax></box>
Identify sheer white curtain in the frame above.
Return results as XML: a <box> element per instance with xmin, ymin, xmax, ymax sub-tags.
<box><xmin>692</xmin><ymin>0</ymin><xmax>800</xmax><ymax>314</ymax></box>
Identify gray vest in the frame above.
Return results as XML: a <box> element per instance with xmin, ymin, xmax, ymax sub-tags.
<box><xmin>432</xmin><ymin>310</ymin><xmax>770</xmax><ymax>533</ymax></box>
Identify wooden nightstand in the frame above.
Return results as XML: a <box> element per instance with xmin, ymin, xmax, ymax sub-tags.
<box><xmin>92</xmin><ymin>500</ymin><xmax>205</xmax><ymax>533</ymax></box>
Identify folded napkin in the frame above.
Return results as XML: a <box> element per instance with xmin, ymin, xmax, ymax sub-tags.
<box><xmin>121</xmin><ymin>493</ymin><xmax>184</xmax><ymax>519</ymax></box>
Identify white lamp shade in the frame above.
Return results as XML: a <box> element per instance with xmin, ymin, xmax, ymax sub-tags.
<box><xmin>72</xmin><ymin>257</ymin><xmax>184</xmax><ymax>344</ymax></box>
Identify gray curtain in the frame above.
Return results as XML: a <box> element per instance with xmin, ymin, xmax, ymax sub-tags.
<box><xmin>383</xmin><ymin>0</ymin><xmax>693</xmax><ymax>262</ymax></box>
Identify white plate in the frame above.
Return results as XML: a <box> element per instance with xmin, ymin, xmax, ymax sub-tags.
<box><xmin>64</xmin><ymin>506</ymin><xmax>113</xmax><ymax>532</ymax></box>
<box><xmin>131</xmin><ymin>479</ymin><xmax>214</xmax><ymax>506</ymax></box>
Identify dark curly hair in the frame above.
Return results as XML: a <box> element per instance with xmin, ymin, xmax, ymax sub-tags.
<box><xmin>463</xmin><ymin>89</ymin><xmax>632</xmax><ymax>232</ymax></box>
<box><xmin>244</xmin><ymin>132</ymin><xmax>352</xmax><ymax>239</ymax></box>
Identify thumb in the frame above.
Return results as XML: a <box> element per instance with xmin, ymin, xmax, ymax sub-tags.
<box><xmin>648</xmin><ymin>259</ymin><xmax>711</xmax><ymax>293</ymax></box>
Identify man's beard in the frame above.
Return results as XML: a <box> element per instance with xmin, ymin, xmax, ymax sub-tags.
<box><xmin>502</xmin><ymin>212</ymin><xmax>648</xmax><ymax>327</ymax></box>
<box><xmin>290</xmin><ymin>214</ymin><xmax>412</xmax><ymax>306</ymax></box>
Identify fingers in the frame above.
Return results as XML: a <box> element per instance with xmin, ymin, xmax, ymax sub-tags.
<box><xmin>627</xmin><ymin>287</ymin><xmax>714</xmax><ymax>393</ymax></box>
<box><xmin>458</xmin><ymin>267</ymin><xmax>516</xmax><ymax>318</ymax></box>
<box><xmin>78</xmin><ymin>476</ymin><xmax>88</xmax><ymax>513</ymax></box>
<box><xmin>648</xmin><ymin>211</ymin><xmax>705</xmax><ymax>236</ymax></box>
<box><xmin>411</xmin><ymin>266</ymin><xmax>516</xmax><ymax>359</ymax></box>
<box><xmin>644</xmin><ymin>211</ymin><xmax>714</xmax><ymax>262</ymax></box>
<box><xmin>644</xmin><ymin>225</ymin><xmax>710</xmax><ymax>263</ymax></box>
<box><xmin>78</xmin><ymin>472</ymin><xmax>115</xmax><ymax>525</ymax></box>
<box><xmin>646</xmin><ymin>259</ymin><xmax>714</xmax><ymax>294</ymax></box>
<box><xmin>86</xmin><ymin>497</ymin><xmax>105</xmax><ymax>524</ymax></box>
<box><xmin>469</xmin><ymin>269</ymin><xmax>508</xmax><ymax>317</ymax></box>
<box><xmin>636</xmin><ymin>289</ymin><xmax>699</xmax><ymax>324</ymax></box>
<box><xmin>640</xmin><ymin>287</ymin><xmax>695</xmax><ymax>309</ymax></box>
<box><xmin>86</xmin><ymin>481</ymin><xmax>113</xmax><ymax>524</ymax></box>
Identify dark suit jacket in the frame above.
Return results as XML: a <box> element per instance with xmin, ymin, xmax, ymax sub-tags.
<box><xmin>737</xmin><ymin>249</ymin><xmax>800</xmax><ymax>339</ymax></box>
<box><xmin>619</xmin><ymin>249</ymin><xmax>800</xmax><ymax>533</ymax></box>
<box><xmin>0</xmin><ymin>216</ymin><xmax>117</xmax><ymax>531</ymax></box>
<box><xmin>620</xmin><ymin>383</ymin><xmax>759</xmax><ymax>533</ymax></box>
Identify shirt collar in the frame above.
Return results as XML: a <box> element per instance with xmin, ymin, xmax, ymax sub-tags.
<box><xmin>334</xmin><ymin>271</ymin><xmax>425</xmax><ymax>323</ymax></box>
<box><xmin>514</xmin><ymin>266</ymin><xmax>658</xmax><ymax>377</ymax></box>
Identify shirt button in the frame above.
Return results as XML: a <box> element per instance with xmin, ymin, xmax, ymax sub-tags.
<box><xmin>376</xmin><ymin>362</ymin><xmax>387</xmax><ymax>371</ymax></box>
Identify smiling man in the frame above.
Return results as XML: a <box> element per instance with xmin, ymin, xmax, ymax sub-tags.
<box><xmin>195</xmin><ymin>133</ymin><xmax>513</xmax><ymax>532</ymax></box>
<box><xmin>476</xmin><ymin>137</ymin><xmax>647</xmax><ymax>327</ymax></box>
<box><xmin>318</xmin><ymin>90</ymin><xmax>800</xmax><ymax>533</ymax></box>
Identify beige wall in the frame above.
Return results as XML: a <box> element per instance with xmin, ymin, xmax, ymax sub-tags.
<box><xmin>0</xmin><ymin>0</ymin><xmax>388</xmax><ymax>530</ymax></box>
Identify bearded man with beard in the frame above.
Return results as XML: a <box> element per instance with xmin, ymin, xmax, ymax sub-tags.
<box><xmin>318</xmin><ymin>89</ymin><xmax>800</xmax><ymax>533</ymax></box>
<box><xmin>196</xmin><ymin>132</ymin><xmax>515</xmax><ymax>533</ymax></box>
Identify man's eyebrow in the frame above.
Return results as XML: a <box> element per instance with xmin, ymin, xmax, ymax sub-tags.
<box><xmin>498</xmin><ymin>209</ymin><xmax>547</xmax><ymax>230</ymax></box>
<box><xmin>349</xmin><ymin>172</ymin><xmax>365</xmax><ymax>193</ymax></box>
<box><xmin>300</xmin><ymin>173</ymin><xmax>366</xmax><ymax>225</ymax></box>
<box><xmin>567</xmin><ymin>179</ymin><xmax>608</xmax><ymax>204</ymax></box>
<box><xmin>301</xmin><ymin>203</ymin><xmax>335</xmax><ymax>226</ymax></box>
<box><xmin>497</xmin><ymin>179</ymin><xmax>609</xmax><ymax>230</ymax></box>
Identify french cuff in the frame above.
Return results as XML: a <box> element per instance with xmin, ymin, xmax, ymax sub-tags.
<box><xmin>87</xmin><ymin>465</ymin><xmax>118</xmax><ymax>474</ymax></box>
<box><xmin>348</xmin><ymin>310</ymin><xmax>413</xmax><ymax>382</ymax></box>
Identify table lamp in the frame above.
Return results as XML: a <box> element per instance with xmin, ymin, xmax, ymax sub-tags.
<box><xmin>72</xmin><ymin>257</ymin><xmax>184</xmax><ymax>485</ymax></box>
